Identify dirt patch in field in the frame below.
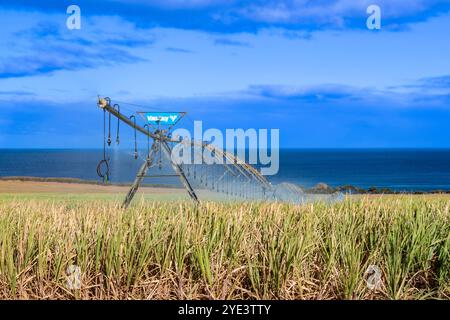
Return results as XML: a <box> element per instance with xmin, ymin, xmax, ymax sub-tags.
<box><xmin>0</xmin><ymin>180</ymin><xmax>185</xmax><ymax>195</ymax></box>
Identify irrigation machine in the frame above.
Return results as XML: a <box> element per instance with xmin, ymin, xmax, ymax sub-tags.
<box><xmin>96</xmin><ymin>97</ymin><xmax>335</xmax><ymax>208</ymax></box>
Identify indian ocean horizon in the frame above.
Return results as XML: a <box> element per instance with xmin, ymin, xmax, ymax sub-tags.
<box><xmin>1</xmin><ymin>148</ymin><xmax>450</xmax><ymax>192</ymax></box>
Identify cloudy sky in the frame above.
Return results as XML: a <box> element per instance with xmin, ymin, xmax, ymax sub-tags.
<box><xmin>1</xmin><ymin>0</ymin><xmax>450</xmax><ymax>148</ymax></box>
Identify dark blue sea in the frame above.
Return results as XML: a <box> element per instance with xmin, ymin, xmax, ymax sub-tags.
<box><xmin>1</xmin><ymin>149</ymin><xmax>450</xmax><ymax>191</ymax></box>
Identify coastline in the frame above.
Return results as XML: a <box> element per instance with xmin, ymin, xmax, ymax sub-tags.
<box><xmin>1</xmin><ymin>176</ymin><xmax>450</xmax><ymax>195</ymax></box>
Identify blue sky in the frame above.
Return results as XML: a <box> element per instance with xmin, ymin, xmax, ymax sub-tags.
<box><xmin>1</xmin><ymin>0</ymin><xmax>450</xmax><ymax>148</ymax></box>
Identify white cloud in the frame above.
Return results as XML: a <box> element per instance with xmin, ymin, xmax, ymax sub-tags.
<box><xmin>108</xmin><ymin>0</ymin><xmax>234</xmax><ymax>9</ymax></box>
<box><xmin>0</xmin><ymin>12</ymin><xmax>155</xmax><ymax>78</ymax></box>
<box><xmin>237</xmin><ymin>0</ymin><xmax>450</xmax><ymax>25</ymax></box>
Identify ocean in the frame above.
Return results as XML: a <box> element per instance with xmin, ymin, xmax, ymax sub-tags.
<box><xmin>1</xmin><ymin>149</ymin><xmax>450</xmax><ymax>192</ymax></box>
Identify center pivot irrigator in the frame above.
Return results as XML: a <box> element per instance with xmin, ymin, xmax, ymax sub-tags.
<box><xmin>96</xmin><ymin>97</ymin><xmax>342</xmax><ymax>207</ymax></box>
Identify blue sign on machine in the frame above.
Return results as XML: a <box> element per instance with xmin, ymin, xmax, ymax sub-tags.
<box><xmin>142</xmin><ymin>112</ymin><xmax>184</xmax><ymax>125</ymax></box>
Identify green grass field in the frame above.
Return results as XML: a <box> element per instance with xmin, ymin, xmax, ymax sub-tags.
<box><xmin>0</xmin><ymin>194</ymin><xmax>448</xmax><ymax>300</ymax></box>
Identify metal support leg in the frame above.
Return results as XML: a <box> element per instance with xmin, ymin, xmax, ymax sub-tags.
<box><xmin>161</xmin><ymin>140</ymin><xmax>199</xmax><ymax>203</ymax></box>
<box><xmin>122</xmin><ymin>142</ymin><xmax>159</xmax><ymax>208</ymax></box>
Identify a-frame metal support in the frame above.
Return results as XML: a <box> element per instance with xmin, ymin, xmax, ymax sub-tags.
<box><xmin>161</xmin><ymin>140</ymin><xmax>199</xmax><ymax>204</ymax></box>
<box><xmin>121</xmin><ymin>139</ymin><xmax>199</xmax><ymax>209</ymax></box>
<box><xmin>122</xmin><ymin>141</ymin><xmax>159</xmax><ymax>208</ymax></box>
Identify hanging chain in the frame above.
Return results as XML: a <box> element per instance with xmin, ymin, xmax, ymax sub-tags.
<box><xmin>129</xmin><ymin>115</ymin><xmax>138</xmax><ymax>160</ymax></box>
<box><xmin>97</xmin><ymin>108</ymin><xmax>110</xmax><ymax>183</ymax></box>
<box><xmin>114</xmin><ymin>104</ymin><xmax>120</xmax><ymax>145</ymax></box>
